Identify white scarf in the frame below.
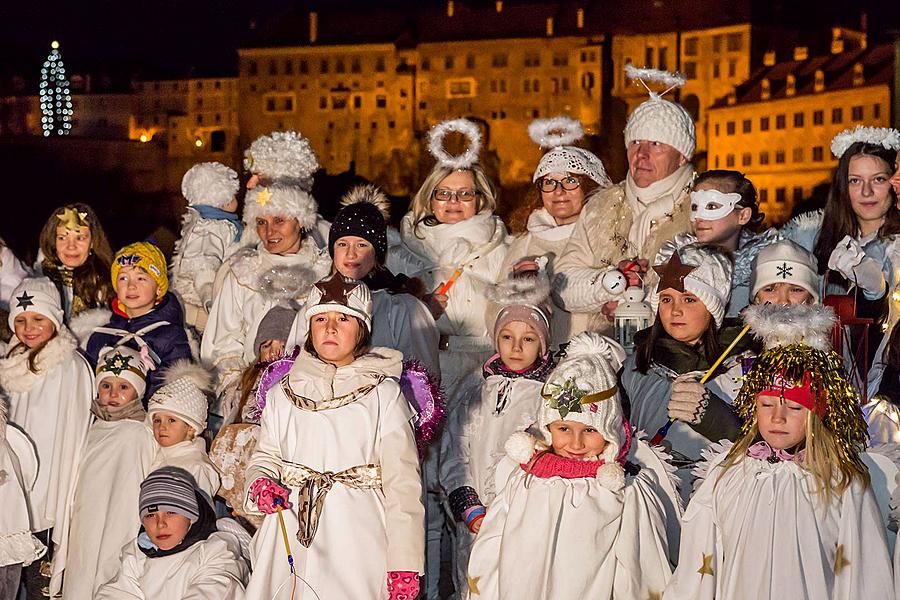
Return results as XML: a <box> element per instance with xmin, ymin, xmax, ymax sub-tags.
<box><xmin>526</xmin><ymin>208</ymin><xmax>577</xmax><ymax>243</ymax></box>
<box><xmin>624</xmin><ymin>164</ymin><xmax>694</xmax><ymax>253</ymax></box>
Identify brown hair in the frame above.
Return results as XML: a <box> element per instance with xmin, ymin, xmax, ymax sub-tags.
<box><xmin>633</xmin><ymin>310</ymin><xmax>721</xmax><ymax>374</ymax></box>
<box><xmin>303</xmin><ymin>315</ymin><xmax>372</xmax><ymax>361</ymax></box>
<box><xmin>814</xmin><ymin>143</ymin><xmax>900</xmax><ymax>274</ymax></box>
<box><xmin>38</xmin><ymin>203</ymin><xmax>115</xmax><ymax>314</ymax></box>
<box><xmin>692</xmin><ymin>169</ymin><xmax>764</xmax><ymax>230</ymax></box>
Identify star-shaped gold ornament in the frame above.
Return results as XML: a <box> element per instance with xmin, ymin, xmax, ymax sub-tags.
<box><xmin>646</xmin><ymin>591</ymin><xmax>662</xmax><ymax>600</ymax></box>
<box><xmin>57</xmin><ymin>207</ymin><xmax>89</xmax><ymax>231</ymax></box>
<box><xmin>467</xmin><ymin>575</ymin><xmax>481</xmax><ymax>595</ymax></box>
<box><xmin>314</xmin><ymin>274</ymin><xmax>359</xmax><ymax>306</ymax></box>
<box><xmin>256</xmin><ymin>187</ymin><xmax>272</xmax><ymax>207</ymax></box>
<box><xmin>833</xmin><ymin>544</ymin><xmax>850</xmax><ymax>575</ymax></box>
<box><xmin>697</xmin><ymin>553</ymin><xmax>715</xmax><ymax>577</ymax></box>
<box><xmin>653</xmin><ymin>251</ymin><xmax>696</xmax><ymax>293</ymax></box>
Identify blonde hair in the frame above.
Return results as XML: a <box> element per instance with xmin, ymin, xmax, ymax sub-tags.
<box><xmin>409</xmin><ymin>163</ymin><xmax>498</xmax><ymax>234</ymax></box>
<box><xmin>720</xmin><ymin>409</ymin><xmax>869</xmax><ymax>504</ymax></box>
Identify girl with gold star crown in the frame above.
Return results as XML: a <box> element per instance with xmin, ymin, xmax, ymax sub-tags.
<box><xmin>664</xmin><ymin>302</ymin><xmax>895</xmax><ymax>599</ymax></box>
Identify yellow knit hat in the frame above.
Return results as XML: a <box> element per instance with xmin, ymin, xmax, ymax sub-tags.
<box><xmin>111</xmin><ymin>242</ymin><xmax>168</xmax><ymax>298</ymax></box>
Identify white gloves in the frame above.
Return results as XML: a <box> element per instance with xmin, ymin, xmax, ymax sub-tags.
<box><xmin>668</xmin><ymin>373</ymin><xmax>710</xmax><ymax>425</ymax></box>
<box><xmin>827</xmin><ymin>235</ymin><xmax>886</xmax><ymax>296</ymax></box>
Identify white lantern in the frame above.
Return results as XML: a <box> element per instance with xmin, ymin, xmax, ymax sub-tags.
<box><xmin>614</xmin><ymin>286</ymin><xmax>653</xmax><ymax>353</ymax></box>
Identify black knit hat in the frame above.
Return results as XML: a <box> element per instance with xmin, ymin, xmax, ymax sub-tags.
<box><xmin>328</xmin><ymin>184</ymin><xmax>390</xmax><ymax>263</ymax></box>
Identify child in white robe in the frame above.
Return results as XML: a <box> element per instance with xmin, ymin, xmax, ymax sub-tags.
<box><xmin>96</xmin><ymin>466</ymin><xmax>248</xmax><ymax>599</ymax></box>
<box><xmin>467</xmin><ymin>332</ymin><xmax>679</xmax><ymax>600</ymax></box>
<box><xmin>51</xmin><ymin>346</ymin><xmax>156</xmax><ymax>598</ymax></box>
<box><xmin>244</xmin><ymin>274</ymin><xmax>425</xmax><ymax>599</ymax></box>
<box><xmin>147</xmin><ymin>360</ymin><xmax>219</xmax><ymax>499</ymax></box>
<box><xmin>665</xmin><ymin>303</ymin><xmax>895</xmax><ymax>599</ymax></box>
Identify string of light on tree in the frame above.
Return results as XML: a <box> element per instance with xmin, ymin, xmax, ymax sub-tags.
<box><xmin>39</xmin><ymin>40</ymin><xmax>73</xmax><ymax>137</ymax></box>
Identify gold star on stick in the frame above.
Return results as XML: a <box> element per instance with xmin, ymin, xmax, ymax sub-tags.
<box><xmin>256</xmin><ymin>187</ymin><xmax>272</xmax><ymax>207</ymax></box>
<box><xmin>57</xmin><ymin>207</ymin><xmax>89</xmax><ymax>231</ymax></box>
<box><xmin>697</xmin><ymin>553</ymin><xmax>715</xmax><ymax>577</ymax></box>
<box><xmin>467</xmin><ymin>575</ymin><xmax>481</xmax><ymax>595</ymax></box>
<box><xmin>653</xmin><ymin>251</ymin><xmax>696</xmax><ymax>293</ymax></box>
<box><xmin>834</xmin><ymin>544</ymin><xmax>850</xmax><ymax>575</ymax></box>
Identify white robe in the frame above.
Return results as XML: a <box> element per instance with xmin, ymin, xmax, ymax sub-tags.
<box><xmin>0</xmin><ymin>245</ymin><xmax>29</xmax><ymax>311</ymax></box>
<box><xmin>150</xmin><ymin>437</ymin><xmax>221</xmax><ymax>501</ymax></box>
<box><xmin>468</xmin><ymin>441</ymin><xmax>675</xmax><ymax>599</ymax></box>
<box><xmin>0</xmin><ymin>406</ymin><xmax>45</xmax><ymax>568</ymax></box>
<box><xmin>664</xmin><ymin>445</ymin><xmax>894</xmax><ymax>600</ymax></box>
<box><xmin>0</xmin><ymin>329</ymin><xmax>93</xmax><ymax>536</ymax></box>
<box><xmin>244</xmin><ymin>349</ymin><xmax>425</xmax><ymax>599</ymax></box>
<box><xmin>95</xmin><ymin>531</ymin><xmax>248</xmax><ymax>599</ymax></box>
<box><xmin>54</xmin><ymin>418</ymin><xmax>157</xmax><ymax>598</ymax></box>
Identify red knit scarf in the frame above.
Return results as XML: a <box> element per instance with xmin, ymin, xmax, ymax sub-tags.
<box><xmin>522</xmin><ymin>451</ymin><xmax>606</xmax><ymax>479</ymax></box>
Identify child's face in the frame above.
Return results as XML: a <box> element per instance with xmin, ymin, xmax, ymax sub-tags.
<box><xmin>13</xmin><ymin>312</ymin><xmax>56</xmax><ymax>349</ymax></box>
<box><xmin>754</xmin><ymin>283</ymin><xmax>814</xmax><ymax>306</ymax></box>
<box><xmin>258</xmin><ymin>339</ymin><xmax>286</xmax><ymax>362</ymax></box>
<box><xmin>116</xmin><ymin>266</ymin><xmax>159</xmax><ymax>317</ymax></box>
<box><xmin>756</xmin><ymin>393</ymin><xmax>808</xmax><ymax>450</ymax></box>
<box><xmin>548</xmin><ymin>420</ymin><xmax>608</xmax><ymax>461</ymax></box>
<box><xmin>151</xmin><ymin>411</ymin><xmax>195</xmax><ymax>447</ymax></box>
<box><xmin>691</xmin><ymin>181</ymin><xmax>751</xmax><ymax>247</ymax></box>
<box><xmin>222</xmin><ymin>197</ymin><xmax>238</xmax><ymax>213</ymax></box>
<box><xmin>142</xmin><ymin>511</ymin><xmax>191</xmax><ymax>551</ymax></box>
<box><xmin>97</xmin><ymin>376</ymin><xmax>139</xmax><ymax>407</ymax></box>
<box><xmin>310</xmin><ymin>311</ymin><xmax>360</xmax><ymax>368</ymax></box>
<box><xmin>657</xmin><ymin>288</ymin><xmax>712</xmax><ymax>345</ymax></box>
<box><xmin>55</xmin><ymin>225</ymin><xmax>92</xmax><ymax>268</ymax></box>
<box><xmin>333</xmin><ymin>236</ymin><xmax>377</xmax><ymax>280</ymax></box>
<box><xmin>497</xmin><ymin>320</ymin><xmax>542</xmax><ymax>371</ymax></box>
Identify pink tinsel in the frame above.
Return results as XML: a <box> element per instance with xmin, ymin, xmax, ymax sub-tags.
<box><xmin>250</xmin><ymin>345</ymin><xmax>301</xmax><ymax>421</ymax></box>
<box><xmin>400</xmin><ymin>360</ymin><xmax>446</xmax><ymax>457</ymax></box>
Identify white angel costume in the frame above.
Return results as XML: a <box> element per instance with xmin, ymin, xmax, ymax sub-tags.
<box><xmin>150</xmin><ymin>438</ymin><xmax>220</xmax><ymax>501</ymax></box>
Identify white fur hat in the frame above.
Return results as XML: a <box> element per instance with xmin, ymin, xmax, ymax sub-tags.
<box><xmin>147</xmin><ymin>360</ymin><xmax>212</xmax><ymax>434</ymax></box>
<box><xmin>529</xmin><ymin>116</ymin><xmax>613</xmax><ymax>187</ymax></box>
<box><xmin>648</xmin><ymin>244</ymin><xmax>733</xmax><ymax>327</ymax></box>
<box><xmin>751</xmin><ymin>240</ymin><xmax>820</xmax><ymax>303</ymax></box>
<box><xmin>181</xmin><ymin>162</ymin><xmax>239</xmax><ymax>208</ymax></box>
<box><xmin>243</xmin><ymin>130</ymin><xmax>319</xmax><ymax>190</ymax></box>
<box><xmin>623</xmin><ymin>65</ymin><xmax>696</xmax><ymax>159</ymax></box>
<box><xmin>8</xmin><ymin>277</ymin><xmax>64</xmax><ymax>331</ymax></box>
<box><xmin>96</xmin><ymin>346</ymin><xmax>153</xmax><ymax>399</ymax></box>
<box><xmin>534</xmin><ymin>332</ymin><xmax>627</xmax><ymax>464</ymax></box>
<box><xmin>305</xmin><ymin>274</ymin><xmax>374</xmax><ymax>332</ymax></box>
<box><xmin>486</xmin><ymin>266</ymin><xmax>553</xmax><ymax>355</ymax></box>
<box><xmin>241</xmin><ymin>183</ymin><xmax>320</xmax><ymax>245</ymax></box>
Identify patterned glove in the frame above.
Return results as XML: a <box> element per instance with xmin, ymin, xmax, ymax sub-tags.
<box><xmin>249</xmin><ymin>477</ymin><xmax>292</xmax><ymax>514</ymax></box>
<box><xmin>387</xmin><ymin>571</ymin><xmax>420</xmax><ymax>600</ymax></box>
<box><xmin>669</xmin><ymin>374</ymin><xmax>710</xmax><ymax>425</ymax></box>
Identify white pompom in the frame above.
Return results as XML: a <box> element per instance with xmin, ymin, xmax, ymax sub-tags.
<box><xmin>181</xmin><ymin>162</ymin><xmax>239</xmax><ymax>208</ymax></box>
<box><xmin>505</xmin><ymin>431</ymin><xmax>539</xmax><ymax>464</ymax></box>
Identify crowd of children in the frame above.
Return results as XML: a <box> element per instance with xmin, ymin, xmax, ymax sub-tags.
<box><xmin>0</xmin><ymin>63</ymin><xmax>900</xmax><ymax>600</ymax></box>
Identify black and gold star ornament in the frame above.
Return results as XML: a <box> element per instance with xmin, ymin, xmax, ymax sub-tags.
<box><xmin>314</xmin><ymin>274</ymin><xmax>359</xmax><ymax>306</ymax></box>
<box><xmin>15</xmin><ymin>291</ymin><xmax>35</xmax><ymax>309</ymax></box>
<box><xmin>653</xmin><ymin>251</ymin><xmax>696</xmax><ymax>293</ymax></box>
<box><xmin>102</xmin><ymin>352</ymin><xmax>134</xmax><ymax>376</ymax></box>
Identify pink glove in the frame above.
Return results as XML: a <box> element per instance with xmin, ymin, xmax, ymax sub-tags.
<box><xmin>387</xmin><ymin>571</ymin><xmax>420</xmax><ymax>600</ymax></box>
<box><xmin>249</xmin><ymin>477</ymin><xmax>292</xmax><ymax>514</ymax></box>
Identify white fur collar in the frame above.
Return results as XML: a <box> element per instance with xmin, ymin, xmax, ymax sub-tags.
<box><xmin>0</xmin><ymin>328</ymin><xmax>79</xmax><ymax>394</ymax></box>
<box><xmin>399</xmin><ymin>212</ymin><xmax>508</xmax><ymax>267</ymax></box>
<box><xmin>227</xmin><ymin>240</ymin><xmax>331</xmax><ymax>294</ymax></box>
<box><xmin>526</xmin><ymin>208</ymin><xmax>577</xmax><ymax>242</ymax></box>
<box><xmin>287</xmin><ymin>347</ymin><xmax>402</xmax><ymax>402</ymax></box>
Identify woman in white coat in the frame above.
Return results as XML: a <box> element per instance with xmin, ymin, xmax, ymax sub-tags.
<box><xmin>201</xmin><ymin>179</ymin><xmax>330</xmax><ymax>424</ymax></box>
<box><xmin>501</xmin><ymin>116</ymin><xmax>613</xmax><ymax>345</ymax></box>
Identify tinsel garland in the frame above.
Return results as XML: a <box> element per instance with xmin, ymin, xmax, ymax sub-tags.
<box><xmin>400</xmin><ymin>360</ymin><xmax>446</xmax><ymax>457</ymax></box>
<box><xmin>732</xmin><ymin>343</ymin><xmax>868</xmax><ymax>472</ymax></box>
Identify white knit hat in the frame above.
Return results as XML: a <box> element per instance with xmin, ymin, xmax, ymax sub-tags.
<box><xmin>623</xmin><ymin>65</ymin><xmax>696</xmax><ymax>159</ymax></box>
<box><xmin>648</xmin><ymin>244</ymin><xmax>733</xmax><ymax>327</ymax></box>
<box><xmin>751</xmin><ymin>240</ymin><xmax>820</xmax><ymax>303</ymax></box>
<box><xmin>533</xmin><ymin>332</ymin><xmax>627</xmax><ymax>464</ymax></box>
<box><xmin>96</xmin><ymin>346</ymin><xmax>153</xmax><ymax>399</ymax></box>
<box><xmin>305</xmin><ymin>274</ymin><xmax>373</xmax><ymax>332</ymax></box>
<box><xmin>8</xmin><ymin>277</ymin><xmax>64</xmax><ymax>331</ymax></box>
<box><xmin>529</xmin><ymin>116</ymin><xmax>612</xmax><ymax>187</ymax></box>
<box><xmin>181</xmin><ymin>162</ymin><xmax>239</xmax><ymax>208</ymax></box>
<box><xmin>241</xmin><ymin>183</ymin><xmax>320</xmax><ymax>245</ymax></box>
<box><xmin>243</xmin><ymin>130</ymin><xmax>319</xmax><ymax>190</ymax></box>
<box><xmin>147</xmin><ymin>360</ymin><xmax>212</xmax><ymax>434</ymax></box>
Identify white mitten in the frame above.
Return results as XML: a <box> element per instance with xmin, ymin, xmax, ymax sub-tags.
<box><xmin>668</xmin><ymin>373</ymin><xmax>710</xmax><ymax>425</ymax></box>
<box><xmin>827</xmin><ymin>235</ymin><xmax>865</xmax><ymax>277</ymax></box>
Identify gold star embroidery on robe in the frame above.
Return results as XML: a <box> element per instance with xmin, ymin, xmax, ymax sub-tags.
<box><xmin>697</xmin><ymin>553</ymin><xmax>714</xmax><ymax>577</ymax></box>
<box><xmin>834</xmin><ymin>544</ymin><xmax>851</xmax><ymax>575</ymax></box>
<box><xmin>467</xmin><ymin>575</ymin><xmax>480</xmax><ymax>595</ymax></box>
<box><xmin>57</xmin><ymin>207</ymin><xmax>89</xmax><ymax>231</ymax></box>
<box><xmin>646</xmin><ymin>591</ymin><xmax>662</xmax><ymax>600</ymax></box>
<box><xmin>256</xmin><ymin>187</ymin><xmax>272</xmax><ymax>207</ymax></box>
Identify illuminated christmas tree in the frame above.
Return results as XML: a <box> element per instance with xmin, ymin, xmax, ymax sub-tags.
<box><xmin>39</xmin><ymin>41</ymin><xmax>73</xmax><ymax>137</ymax></box>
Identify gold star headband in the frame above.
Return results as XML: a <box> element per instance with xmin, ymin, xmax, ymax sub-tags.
<box><xmin>57</xmin><ymin>207</ymin><xmax>90</xmax><ymax>231</ymax></box>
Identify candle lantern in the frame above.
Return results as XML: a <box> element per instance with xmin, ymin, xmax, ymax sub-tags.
<box><xmin>614</xmin><ymin>286</ymin><xmax>653</xmax><ymax>354</ymax></box>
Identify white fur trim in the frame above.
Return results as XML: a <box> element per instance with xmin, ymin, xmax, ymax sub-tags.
<box><xmin>427</xmin><ymin>118</ymin><xmax>482</xmax><ymax>169</ymax></box>
<box><xmin>68</xmin><ymin>307</ymin><xmax>112</xmax><ymax>347</ymax></box>
<box><xmin>505</xmin><ymin>431</ymin><xmax>541</xmax><ymax>464</ymax></box>
<box><xmin>257</xmin><ymin>263</ymin><xmax>322</xmax><ymax>303</ymax></box>
<box><xmin>241</xmin><ymin>183</ymin><xmax>320</xmax><ymax>241</ymax></box>
<box><xmin>0</xmin><ymin>328</ymin><xmax>79</xmax><ymax>394</ymax></box>
<box><xmin>831</xmin><ymin>125</ymin><xmax>900</xmax><ymax>158</ymax></box>
<box><xmin>487</xmin><ymin>269</ymin><xmax>551</xmax><ymax>307</ymax></box>
<box><xmin>625</xmin><ymin>64</ymin><xmax>687</xmax><ymax>90</ymax></box>
<box><xmin>243</xmin><ymin>130</ymin><xmax>319</xmax><ymax>186</ymax></box>
<box><xmin>161</xmin><ymin>359</ymin><xmax>212</xmax><ymax>393</ymax></box>
<box><xmin>691</xmin><ymin>439</ymin><xmax>734</xmax><ymax>494</ymax></box>
<box><xmin>528</xmin><ymin>116</ymin><xmax>584</xmax><ymax>148</ymax></box>
<box><xmin>181</xmin><ymin>162</ymin><xmax>239</xmax><ymax>208</ymax></box>
<box><xmin>341</xmin><ymin>184</ymin><xmax>390</xmax><ymax>219</ymax></box>
<box><xmin>564</xmin><ymin>332</ymin><xmax>627</xmax><ymax>372</ymax></box>
<box><xmin>743</xmin><ymin>303</ymin><xmax>835</xmax><ymax>351</ymax></box>
<box><xmin>595</xmin><ymin>462</ymin><xmax>625</xmax><ymax>491</ymax></box>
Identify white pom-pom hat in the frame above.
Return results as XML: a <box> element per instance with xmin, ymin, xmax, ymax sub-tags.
<box><xmin>648</xmin><ymin>243</ymin><xmax>733</xmax><ymax>327</ymax></box>
<box><xmin>624</xmin><ymin>64</ymin><xmax>696</xmax><ymax>159</ymax></box>
<box><xmin>243</xmin><ymin>130</ymin><xmax>319</xmax><ymax>190</ymax></box>
<box><xmin>530</xmin><ymin>116</ymin><xmax>612</xmax><ymax>188</ymax></box>
<box><xmin>241</xmin><ymin>183</ymin><xmax>320</xmax><ymax>245</ymax></box>
<box><xmin>96</xmin><ymin>346</ymin><xmax>153</xmax><ymax>399</ymax></box>
<box><xmin>427</xmin><ymin>118</ymin><xmax>482</xmax><ymax>170</ymax></box>
<box><xmin>148</xmin><ymin>360</ymin><xmax>213</xmax><ymax>434</ymax></box>
<box><xmin>181</xmin><ymin>162</ymin><xmax>239</xmax><ymax>208</ymax></box>
<box><xmin>9</xmin><ymin>277</ymin><xmax>64</xmax><ymax>332</ymax></box>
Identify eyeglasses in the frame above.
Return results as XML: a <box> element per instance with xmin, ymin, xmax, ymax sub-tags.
<box><xmin>432</xmin><ymin>188</ymin><xmax>480</xmax><ymax>203</ymax></box>
<box><xmin>538</xmin><ymin>176</ymin><xmax>581</xmax><ymax>192</ymax></box>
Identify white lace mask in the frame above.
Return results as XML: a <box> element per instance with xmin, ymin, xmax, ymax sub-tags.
<box><xmin>690</xmin><ymin>189</ymin><xmax>742</xmax><ymax>222</ymax></box>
